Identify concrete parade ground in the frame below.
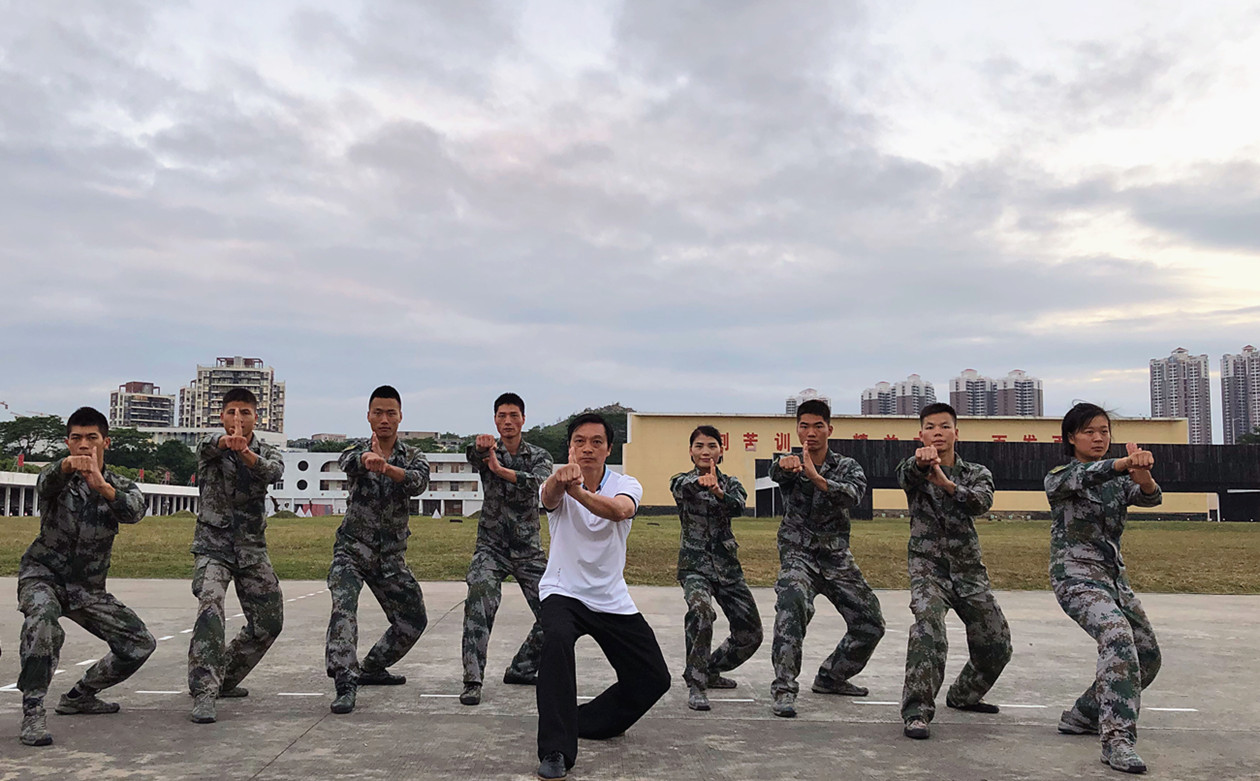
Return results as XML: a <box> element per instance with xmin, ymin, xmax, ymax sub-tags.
<box><xmin>0</xmin><ymin>579</ymin><xmax>1255</xmax><ymax>780</ymax></box>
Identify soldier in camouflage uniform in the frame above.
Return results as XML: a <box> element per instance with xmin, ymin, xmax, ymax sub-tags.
<box><xmin>896</xmin><ymin>402</ymin><xmax>1011</xmax><ymax>740</ymax></box>
<box><xmin>769</xmin><ymin>399</ymin><xmax>885</xmax><ymax>718</ymax></box>
<box><xmin>1046</xmin><ymin>403</ymin><xmax>1162</xmax><ymax>775</ymax></box>
<box><xmin>188</xmin><ymin>387</ymin><xmax>286</xmax><ymax>724</ymax></box>
<box><xmin>325</xmin><ymin>385</ymin><xmax>431</xmax><ymax>714</ymax></box>
<box><xmin>670</xmin><ymin>425</ymin><xmax>763</xmax><ymax>712</ymax></box>
<box><xmin>16</xmin><ymin>407</ymin><xmax>155</xmax><ymax>746</ymax></box>
<box><xmin>460</xmin><ymin>392</ymin><xmax>554</xmax><ymax>706</ymax></box>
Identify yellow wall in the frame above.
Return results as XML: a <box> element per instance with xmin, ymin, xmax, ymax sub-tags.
<box><xmin>622</xmin><ymin>413</ymin><xmax>1204</xmax><ymax>517</ymax></box>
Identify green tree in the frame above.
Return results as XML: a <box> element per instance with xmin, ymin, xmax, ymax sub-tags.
<box><xmin>522</xmin><ymin>403</ymin><xmax>633</xmax><ymax>464</ymax></box>
<box><xmin>309</xmin><ymin>440</ymin><xmax>352</xmax><ymax>452</ymax></box>
<box><xmin>1238</xmin><ymin>426</ymin><xmax>1260</xmax><ymax>445</ymax></box>
<box><xmin>0</xmin><ymin>414</ymin><xmax>65</xmax><ymax>457</ymax></box>
<box><xmin>106</xmin><ymin>427</ymin><xmax>157</xmax><ymax>469</ymax></box>
<box><xmin>152</xmin><ymin>440</ymin><xmax>197</xmax><ymax>483</ymax></box>
<box><xmin>403</xmin><ymin>437</ymin><xmax>444</xmax><ymax>452</ymax></box>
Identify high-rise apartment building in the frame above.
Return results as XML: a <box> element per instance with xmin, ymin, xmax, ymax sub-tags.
<box><xmin>861</xmin><ymin>375</ymin><xmax>936</xmax><ymax>415</ymax></box>
<box><xmin>109</xmin><ymin>382</ymin><xmax>176</xmax><ymax>428</ymax></box>
<box><xmin>179</xmin><ymin>356</ymin><xmax>286</xmax><ymax>434</ymax></box>
<box><xmin>1150</xmin><ymin>348</ymin><xmax>1211</xmax><ymax>444</ymax></box>
<box><xmin>996</xmin><ymin>369</ymin><xmax>1044</xmax><ymax>416</ymax></box>
<box><xmin>1222</xmin><ymin>345</ymin><xmax>1260</xmax><ymax>444</ymax></box>
<box><xmin>786</xmin><ymin>388</ymin><xmax>831</xmax><ymax>416</ymax></box>
<box><xmin>949</xmin><ymin>369</ymin><xmax>997</xmax><ymax>416</ymax></box>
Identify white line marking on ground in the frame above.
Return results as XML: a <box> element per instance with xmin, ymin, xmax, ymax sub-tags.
<box><xmin>577</xmin><ymin>696</ymin><xmax>595</xmax><ymax>701</ymax></box>
<box><xmin>854</xmin><ymin>701</ymin><xmax>899</xmax><ymax>706</ymax></box>
<box><xmin>419</xmin><ymin>694</ymin><xmax>460</xmax><ymax>698</ymax></box>
<box><xmin>135</xmin><ymin>690</ymin><xmax>182</xmax><ymax>695</ymax></box>
<box><xmin>54</xmin><ymin>669</ymin><xmax>65</xmax><ymax>675</ymax></box>
<box><xmin>158</xmin><ymin>635</ymin><xmax>174</xmax><ymax>641</ymax></box>
<box><xmin>276</xmin><ymin>692</ymin><xmax>324</xmax><ymax>697</ymax></box>
<box><xmin>0</xmin><ymin>683</ymin><xmax>18</xmax><ymax>692</ymax></box>
<box><xmin>232</xmin><ymin>613</ymin><xmax>244</xmax><ymax>618</ymax></box>
<box><xmin>181</xmin><ymin>629</ymin><xmax>193</xmax><ymax>634</ymax></box>
<box><xmin>76</xmin><ymin>659</ymin><xmax>97</xmax><ymax>666</ymax></box>
<box><xmin>999</xmin><ymin>704</ymin><xmax>1048</xmax><ymax>709</ymax></box>
<box><xmin>1148</xmin><ymin>707</ymin><xmax>1198</xmax><ymax>712</ymax></box>
<box><xmin>286</xmin><ymin>598</ymin><xmax>297</xmax><ymax>602</ymax></box>
<box><xmin>710</xmin><ymin>698</ymin><xmax>756</xmax><ymax>702</ymax></box>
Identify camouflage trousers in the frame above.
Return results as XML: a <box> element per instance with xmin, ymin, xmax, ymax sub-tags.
<box><xmin>326</xmin><ymin>547</ymin><xmax>428</xmax><ymax>679</ymax></box>
<box><xmin>461</xmin><ymin>547</ymin><xmax>546</xmax><ymax>685</ymax></box>
<box><xmin>680</xmin><ymin>571</ymin><xmax>763</xmax><ymax>688</ymax></box>
<box><xmin>18</xmin><ymin>579</ymin><xmax>155</xmax><ymax>701</ymax></box>
<box><xmin>1054</xmin><ymin>572</ymin><xmax>1161</xmax><ymax>746</ymax></box>
<box><xmin>188</xmin><ymin>555</ymin><xmax>285</xmax><ymax>696</ymax></box>
<box><xmin>900</xmin><ymin>570</ymin><xmax>1011</xmax><ymax>723</ymax></box>
<box><xmin>771</xmin><ymin>547</ymin><xmax>886</xmax><ymax>697</ymax></box>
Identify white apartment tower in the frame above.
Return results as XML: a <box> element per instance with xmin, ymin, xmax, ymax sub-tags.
<box><xmin>109</xmin><ymin>382</ymin><xmax>176</xmax><ymax>428</ymax></box>
<box><xmin>949</xmin><ymin>369</ymin><xmax>997</xmax><ymax>416</ymax></box>
<box><xmin>786</xmin><ymin>388</ymin><xmax>832</xmax><ymax>416</ymax></box>
<box><xmin>860</xmin><ymin>382</ymin><xmax>894</xmax><ymax>415</ymax></box>
<box><xmin>1150</xmin><ymin>348</ymin><xmax>1212</xmax><ymax>445</ymax></box>
<box><xmin>179</xmin><ymin>356</ymin><xmax>286</xmax><ymax>434</ymax></box>
<box><xmin>1222</xmin><ymin>345</ymin><xmax>1260</xmax><ymax>444</ymax></box>
<box><xmin>996</xmin><ymin>370</ymin><xmax>1044</xmax><ymax>416</ymax></box>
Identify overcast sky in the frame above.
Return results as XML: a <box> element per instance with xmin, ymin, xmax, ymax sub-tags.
<box><xmin>3</xmin><ymin>1</ymin><xmax>1259</xmax><ymax>440</ymax></box>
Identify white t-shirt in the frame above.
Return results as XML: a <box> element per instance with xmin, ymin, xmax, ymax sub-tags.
<box><xmin>539</xmin><ymin>468</ymin><xmax>643</xmax><ymax>615</ymax></box>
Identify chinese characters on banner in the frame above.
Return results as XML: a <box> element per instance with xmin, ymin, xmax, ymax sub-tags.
<box><xmin>743</xmin><ymin>432</ymin><xmax>758</xmax><ymax>452</ymax></box>
<box><xmin>775</xmin><ymin>432</ymin><xmax>791</xmax><ymax>452</ymax></box>
<box><xmin>720</xmin><ymin>432</ymin><xmax>730</xmax><ymax>451</ymax></box>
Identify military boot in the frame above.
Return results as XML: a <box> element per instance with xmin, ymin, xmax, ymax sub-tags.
<box><xmin>460</xmin><ymin>683</ymin><xmax>482</xmax><ymax>706</ymax></box>
<box><xmin>1057</xmin><ymin>708</ymin><xmax>1099</xmax><ymax>735</ymax></box>
<box><xmin>503</xmin><ymin>669</ymin><xmax>537</xmax><ymax>685</ymax></box>
<box><xmin>1101</xmin><ymin>741</ymin><xmax>1147</xmax><ymax>774</ymax></box>
<box><xmin>811</xmin><ymin>674</ymin><xmax>868</xmax><ymax>696</ymax></box>
<box><xmin>20</xmin><ymin>698</ymin><xmax>53</xmax><ymax>746</ymax></box>
<box><xmin>687</xmin><ymin>684</ymin><xmax>711</xmax><ymax>711</ymax></box>
<box><xmin>358</xmin><ymin>666</ymin><xmax>406</xmax><ymax>686</ymax></box>
<box><xmin>190</xmin><ymin>692</ymin><xmax>217</xmax><ymax>724</ymax></box>
<box><xmin>903</xmin><ymin>718</ymin><xmax>930</xmax><ymax>740</ymax></box>
<box><xmin>947</xmin><ymin>697</ymin><xmax>1000</xmax><ymax>714</ymax></box>
<box><xmin>331</xmin><ymin>674</ymin><xmax>357</xmax><ymax>715</ymax></box>
<box><xmin>56</xmin><ymin>686</ymin><xmax>120</xmax><ymax>715</ymax></box>
<box><xmin>219</xmin><ymin>685</ymin><xmax>249</xmax><ymax>698</ymax></box>
<box><xmin>706</xmin><ymin>674</ymin><xmax>737</xmax><ymax>690</ymax></box>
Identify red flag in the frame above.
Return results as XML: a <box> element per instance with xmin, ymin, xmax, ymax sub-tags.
<box><xmin>189</xmin><ymin>474</ymin><xmax>197</xmax><ymax>485</ymax></box>
<box><xmin>17</xmin><ymin>453</ymin><xmax>24</xmax><ymax>468</ymax></box>
<box><xmin>138</xmin><ymin>468</ymin><xmax>145</xmax><ymax>481</ymax></box>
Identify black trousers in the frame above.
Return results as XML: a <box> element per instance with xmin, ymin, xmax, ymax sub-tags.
<box><xmin>536</xmin><ymin>595</ymin><xmax>671</xmax><ymax>766</ymax></box>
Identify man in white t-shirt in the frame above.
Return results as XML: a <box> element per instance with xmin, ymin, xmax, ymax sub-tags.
<box><xmin>533</xmin><ymin>413</ymin><xmax>671</xmax><ymax>781</ymax></box>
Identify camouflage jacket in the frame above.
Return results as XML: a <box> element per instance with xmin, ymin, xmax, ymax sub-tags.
<box><xmin>466</xmin><ymin>440</ymin><xmax>552</xmax><ymax>560</ymax></box>
<box><xmin>770</xmin><ymin>450</ymin><xmax>866</xmax><ymax>552</ymax></box>
<box><xmin>1044</xmin><ymin>458</ymin><xmax>1162</xmax><ymax>583</ymax></box>
<box><xmin>20</xmin><ymin>460</ymin><xmax>146</xmax><ymax>609</ymax></box>
<box><xmin>191</xmin><ymin>433</ymin><xmax>285</xmax><ymax>567</ymax></box>
<box><xmin>896</xmin><ymin>455</ymin><xmax>995</xmax><ymax>596</ymax></box>
<box><xmin>336</xmin><ymin>440</ymin><xmax>430</xmax><ymax>556</ymax></box>
<box><xmin>670</xmin><ymin>467</ymin><xmax>748</xmax><ymax>581</ymax></box>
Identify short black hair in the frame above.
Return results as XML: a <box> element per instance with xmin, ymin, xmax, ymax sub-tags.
<box><xmin>689</xmin><ymin>424</ymin><xmax>724</xmax><ymax>464</ymax></box>
<box><xmin>1061</xmin><ymin>402</ymin><xmax>1110</xmax><ymax>457</ymax></box>
<box><xmin>567</xmin><ymin>412</ymin><xmax>614</xmax><ymax>445</ymax></box>
<box><xmin>796</xmin><ymin>398</ymin><xmax>831</xmax><ymax>421</ymax></box>
<box><xmin>370</xmin><ymin>385</ymin><xmax>402</xmax><ymax>407</ymax></box>
<box><xmin>66</xmin><ymin>407</ymin><xmax>109</xmax><ymax>437</ymax></box>
<box><xmin>222</xmin><ymin>387</ymin><xmax>258</xmax><ymax>408</ymax></box>
<box><xmin>494</xmin><ymin>392</ymin><xmax>525</xmax><ymax>415</ymax></box>
<box><xmin>919</xmin><ymin>402</ymin><xmax>957</xmax><ymax>424</ymax></box>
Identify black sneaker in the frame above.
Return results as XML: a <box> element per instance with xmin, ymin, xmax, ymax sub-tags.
<box><xmin>687</xmin><ymin>684</ymin><xmax>711</xmax><ymax>711</ymax></box>
<box><xmin>358</xmin><ymin>667</ymin><xmax>406</xmax><ymax>686</ymax></box>
<box><xmin>503</xmin><ymin>670</ymin><xmax>537</xmax><ymax>685</ymax></box>
<box><xmin>706</xmin><ymin>674</ymin><xmax>737</xmax><ymax>689</ymax></box>
<box><xmin>460</xmin><ymin>683</ymin><xmax>482</xmax><ymax>706</ymax></box>
<box><xmin>219</xmin><ymin>685</ymin><xmax>249</xmax><ymax>699</ymax></box>
<box><xmin>537</xmin><ymin>751</ymin><xmax>567</xmax><ymax>780</ymax></box>
<box><xmin>811</xmin><ymin>676</ymin><xmax>868</xmax><ymax>696</ymax></box>
<box><xmin>946</xmin><ymin>698</ymin><xmax>999</xmax><ymax>714</ymax></box>
<box><xmin>331</xmin><ymin>676</ymin><xmax>357</xmax><ymax>714</ymax></box>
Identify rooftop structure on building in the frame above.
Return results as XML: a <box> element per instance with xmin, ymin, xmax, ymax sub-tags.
<box><xmin>1151</xmin><ymin>348</ymin><xmax>1212</xmax><ymax>445</ymax></box>
<box><xmin>109</xmin><ymin>382</ymin><xmax>176</xmax><ymax>429</ymax></box>
<box><xmin>1222</xmin><ymin>345</ymin><xmax>1260</xmax><ymax>445</ymax></box>
<box><xmin>179</xmin><ymin>356</ymin><xmax>286</xmax><ymax>434</ymax></box>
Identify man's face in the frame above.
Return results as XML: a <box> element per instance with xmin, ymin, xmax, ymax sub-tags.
<box><xmin>569</xmin><ymin>422</ymin><xmax>611</xmax><ymax>470</ymax></box>
<box><xmin>65</xmin><ymin>425</ymin><xmax>109</xmax><ymax>469</ymax></box>
<box><xmin>368</xmin><ymin>397</ymin><xmax>402</xmax><ymax>439</ymax></box>
<box><xmin>919</xmin><ymin>412</ymin><xmax>958</xmax><ymax>453</ymax></box>
<box><xmin>1069</xmin><ymin>414</ymin><xmax>1111</xmax><ymax>461</ymax></box>
<box><xmin>495</xmin><ymin>404</ymin><xmax>524</xmax><ymax>439</ymax></box>
<box><xmin>221</xmin><ymin>402</ymin><xmax>257</xmax><ymax>437</ymax></box>
<box><xmin>796</xmin><ymin>414</ymin><xmax>833</xmax><ymax>452</ymax></box>
<box><xmin>689</xmin><ymin>434</ymin><xmax>722</xmax><ymax>469</ymax></box>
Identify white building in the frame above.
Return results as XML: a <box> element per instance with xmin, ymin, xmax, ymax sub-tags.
<box><xmin>138</xmin><ymin>427</ymin><xmax>286</xmax><ymax>449</ymax></box>
<box><xmin>1222</xmin><ymin>345</ymin><xmax>1260</xmax><ymax>444</ymax></box>
<box><xmin>268</xmin><ymin>451</ymin><xmax>484</xmax><ymax>517</ymax></box>
<box><xmin>180</xmin><ymin>356</ymin><xmax>286</xmax><ymax>434</ymax></box>
<box><xmin>785</xmin><ymin>388</ymin><xmax>832</xmax><ymax>416</ymax></box>
<box><xmin>2</xmin><ymin>471</ymin><xmax>199</xmax><ymax>517</ymax></box>
<box><xmin>1150</xmin><ymin>348</ymin><xmax>1213</xmax><ymax>445</ymax></box>
<box><xmin>950</xmin><ymin>369</ymin><xmax>997</xmax><ymax>416</ymax></box>
<box><xmin>109</xmin><ymin>382</ymin><xmax>176</xmax><ymax>428</ymax></box>
<box><xmin>996</xmin><ymin>369</ymin><xmax>1044</xmax><ymax>416</ymax></box>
